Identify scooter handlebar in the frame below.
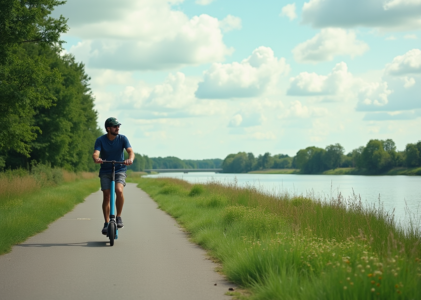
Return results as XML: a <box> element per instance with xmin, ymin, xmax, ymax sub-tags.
<box><xmin>101</xmin><ymin>160</ymin><xmax>126</xmax><ymax>164</ymax></box>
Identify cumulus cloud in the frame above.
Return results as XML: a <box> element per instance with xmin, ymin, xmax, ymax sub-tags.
<box><xmin>195</xmin><ymin>46</ymin><xmax>290</xmax><ymax>99</ymax></box>
<box><xmin>356</xmin><ymin>82</ymin><xmax>392</xmax><ymax>109</ymax></box>
<box><xmin>111</xmin><ymin>72</ymin><xmax>228</xmax><ymax>119</ymax></box>
<box><xmin>228</xmin><ymin>110</ymin><xmax>266</xmax><ymax>128</ymax></box>
<box><xmin>220</xmin><ymin>15</ymin><xmax>242</xmax><ymax>32</ymax></box>
<box><xmin>288</xmin><ymin>62</ymin><xmax>355</xmax><ymax>96</ymax></box>
<box><xmin>385</xmin><ymin>49</ymin><xmax>421</xmax><ymax>76</ymax></box>
<box><xmin>280</xmin><ymin>101</ymin><xmax>328</xmax><ymax>119</ymax></box>
<box><xmin>301</xmin><ymin>0</ymin><xmax>421</xmax><ymax>31</ymax></box>
<box><xmin>280</xmin><ymin>3</ymin><xmax>297</xmax><ymax>20</ymax></box>
<box><xmin>404</xmin><ymin>34</ymin><xmax>418</xmax><ymax>39</ymax></box>
<box><xmin>54</xmin><ymin>0</ymin><xmax>232</xmax><ymax>70</ymax></box>
<box><xmin>292</xmin><ymin>28</ymin><xmax>369</xmax><ymax>63</ymax></box>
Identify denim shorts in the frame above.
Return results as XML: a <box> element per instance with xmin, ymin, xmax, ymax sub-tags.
<box><xmin>99</xmin><ymin>172</ymin><xmax>127</xmax><ymax>191</ymax></box>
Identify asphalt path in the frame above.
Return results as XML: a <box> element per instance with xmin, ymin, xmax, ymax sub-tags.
<box><xmin>0</xmin><ymin>183</ymin><xmax>234</xmax><ymax>299</ymax></box>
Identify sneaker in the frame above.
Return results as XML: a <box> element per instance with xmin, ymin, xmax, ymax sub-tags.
<box><xmin>101</xmin><ymin>222</ymin><xmax>108</xmax><ymax>235</ymax></box>
<box><xmin>116</xmin><ymin>216</ymin><xmax>124</xmax><ymax>228</ymax></box>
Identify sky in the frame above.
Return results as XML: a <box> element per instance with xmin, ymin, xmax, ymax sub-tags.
<box><xmin>52</xmin><ymin>0</ymin><xmax>421</xmax><ymax>159</ymax></box>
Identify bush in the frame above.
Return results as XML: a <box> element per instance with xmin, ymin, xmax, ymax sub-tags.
<box><xmin>31</xmin><ymin>164</ymin><xmax>63</xmax><ymax>186</ymax></box>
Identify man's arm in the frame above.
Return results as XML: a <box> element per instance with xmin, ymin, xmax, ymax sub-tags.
<box><xmin>125</xmin><ymin>147</ymin><xmax>135</xmax><ymax>165</ymax></box>
<box><xmin>92</xmin><ymin>150</ymin><xmax>103</xmax><ymax>164</ymax></box>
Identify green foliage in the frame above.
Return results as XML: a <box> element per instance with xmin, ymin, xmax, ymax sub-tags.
<box><xmin>0</xmin><ymin>177</ymin><xmax>99</xmax><ymax>255</ymax></box>
<box><xmin>148</xmin><ymin>156</ymin><xmax>222</xmax><ymax>170</ymax></box>
<box><xmin>0</xmin><ymin>0</ymin><xmax>68</xmax><ymax>156</ymax></box>
<box><xmin>189</xmin><ymin>184</ymin><xmax>205</xmax><ymax>197</ymax></box>
<box><xmin>136</xmin><ymin>178</ymin><xmax>421</xmax><ymax>300</ymax></box>
<box><xmin>0</xmin><ymin>1</ymin><xmax>101</xmax><ymax>172</ymax></box>
<box><xmin>222</xmin><ymin>139</ymin><xmax>421</xmax><ymax>175</ymax></box>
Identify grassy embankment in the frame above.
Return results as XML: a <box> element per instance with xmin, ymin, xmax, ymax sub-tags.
<box><xmin>248</xmin><ymin>169</ymin><xmax>299</xmax><ymax>174</ymax></box>
<box><xmin>249</xmin><ymin>167</ymin><xmax>421</xmax><ymax>175</ymax></box>
<box><xmin>323</xmin><ymin>167</ymin><xmax>421</xmax><ymax>175</ymax></box>
<box><xmin>0</xmin><ymin>167</ymin><xmax>99</xmax><ymax>255</ymax></box>
<box><xmin>128</xmin><ymin>176</ymin><xmax>421</xmax><ymax>300</ymax></box>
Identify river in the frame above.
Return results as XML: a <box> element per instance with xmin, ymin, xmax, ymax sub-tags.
<box><xmin>144</xmin><ymin>172</ymin><xmax>421</xmax><ymax>230</ymax></box>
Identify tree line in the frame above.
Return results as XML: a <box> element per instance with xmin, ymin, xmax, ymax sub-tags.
<box><xmin>1</xmin><ymin>0</ymin><xmax>102</xmax><ymax>171</ymax></box>
<box><xmin>222</xmin><ymin>139</ymin><xmax>421</xmax><ymax>174</ymax></box>
<box><xmin>123</xmin><ymin>153</ymin><xmax>222</xmax><ymax>172</ymax></box>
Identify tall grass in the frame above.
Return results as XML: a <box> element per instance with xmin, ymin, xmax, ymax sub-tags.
<box><xmin>132</xmin><ymin>177</ymin><xmax>421</xmax><ymax>300</ymax></box>
<box><xmin>0</xmin><ymin>167</ymin><xmax>98</xmax><ymax>255</ymax></box>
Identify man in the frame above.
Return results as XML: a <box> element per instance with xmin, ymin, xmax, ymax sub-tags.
<box><xmin>92</xmin><ymin>117</ymin><xmax>134</xmax><ymax>235</ymax></box>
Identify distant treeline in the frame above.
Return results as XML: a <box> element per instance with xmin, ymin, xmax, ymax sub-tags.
<box><xmin>222</xmin><ymin>139</ymin><xmax>421</xmax><ymax>174</ymax></box>
<box><xmin>0</xmin><ymin>1</ymin><xmax>104</xmax><ymax>172</ymax></box>
<box><xmin>125</xmin><ymin>155</ymin><xmax>223</xmax><ymax>171</ymax></box>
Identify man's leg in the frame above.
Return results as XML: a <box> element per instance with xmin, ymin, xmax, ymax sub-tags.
<box><xmin>102</xmin><ymin>189</ymin><xmax>111</xmax><ymax>223</ymax></box>
<box><xmin>115</xmin><ymin>183</ymin><xmax>125</xmax><ymax>217</ymax></box>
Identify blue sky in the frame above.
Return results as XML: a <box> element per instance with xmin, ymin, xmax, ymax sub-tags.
<box><xmin>53</xmin><ymin>0</ymin><xmax>421</xmax><ymax>159</ymax></box>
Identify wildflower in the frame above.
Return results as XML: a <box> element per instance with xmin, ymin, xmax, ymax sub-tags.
<box><xmin>371</xmin><ymin>288</ymin><xmax>375</xmax><ymax>292</ymax></box>
<box><xmin>377</xmin><ymin>283</ymin><xmax>380</xmax><ymax>287</ymax></box>
<box><xmin>343</xmin><ymin>286</ymin><xmax>347</xmax><ymax>290</ymax></box>
<box><xmin>346</xmin><ymin>277</ymin><xmax>350</xmax><ymax>281</ymax></box>
<box><xmin>395</xmin><ymin>284</ymin><xmax>399</xmax><ymax>288</ymax></box>
<box><xmin>371</xmin><ymin>280</ymin><xmax>375</xmax><ymax>284</ymax></box>
<box><xmin>368</xmin><ymin>274</ymin><xmax>373</xmax><ymax>277</ymax></box>
<box><xmin>350</xmin><ymin>282</ymin><xmax>354</xmax><ymax>286</ymax></box>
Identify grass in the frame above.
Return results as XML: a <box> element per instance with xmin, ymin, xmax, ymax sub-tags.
<box><xmin>323</xmin><ymin>167</ymin><xmax>421</xmax><ymax>176</ymax></box>
<box><xmin>0</xmin><ymin>168</ymin><xmax>99</xmax><ymax>255</ymax></box>
<box><xmin>129</xmin><ymin>177</ymin><xmax>421</xmax><ymax>300</ymax></box>
<box><xmin>248</xmin><ymin>169</ymin><xmax>299</xmax><ymax>174</ymax></box>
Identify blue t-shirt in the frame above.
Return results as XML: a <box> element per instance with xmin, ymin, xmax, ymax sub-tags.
<box><xmin>94</xmin><ymin>134</ymin><xmax>132</xmax><ymax>174</ymax></box>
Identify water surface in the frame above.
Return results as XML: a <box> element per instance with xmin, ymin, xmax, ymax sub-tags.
<box><xmin>145</xmin><ymin>172</ymin><xmax>421</xmax><ymax>229</ymax></box>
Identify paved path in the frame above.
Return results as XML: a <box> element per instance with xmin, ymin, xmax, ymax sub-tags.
<box><xmin>0</xmin><ymin>183</ymin><xmax>233</xmax><ymax>299</ymax></box>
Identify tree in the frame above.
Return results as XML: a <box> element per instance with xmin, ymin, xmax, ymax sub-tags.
<box><xmin>323</xmin><ymin>143</ymin><xmax>344</xmax><ymax>169</ymax></box>
<box><xmin>352</xmin><ymin>146</ymin><xmax>365</xmax><ymax>168</ymax></box>
<box><xmin>0</xmin><ymin>0</ymin><xmax>68</xmax><ymax>157</ymax></box>
<box><xmin>262</xmin><ymin>152</ymin><xmax>273</xmax><ymax>169</ymax></box>
<box><xmin>362</xmin><ymin>140</ymin><xmax>392</xmax><ymax>172</ymax></box>
<box><xmin>405</xmin><ymin>144</ymin><xmax>420</xmax><ymax>168</ymax></box>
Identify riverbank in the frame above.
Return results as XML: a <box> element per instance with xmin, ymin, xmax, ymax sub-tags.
<box><xmin>0</xmin><ymin>169</ymin><xmax>99</xmax><ymax>255</ymax></box>
<box><xmin>245</xmin><ymin>167</ymin><xmax>421</xmax><ymax>176</ymax></box>
<box><xmin>130</xmin><ymin>177</ymin><xmax>421</xmax><ymax>300</ymax></box>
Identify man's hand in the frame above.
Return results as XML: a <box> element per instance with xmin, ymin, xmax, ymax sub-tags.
<box><xmin>124</xmin><ymin>159</ymin><xmax>133</xmax><ymax>166</ymax></box>
<box><xmin>94</xmin><ymin>158</ymin><xmax>103</xmax><ymax>164</ymax></box>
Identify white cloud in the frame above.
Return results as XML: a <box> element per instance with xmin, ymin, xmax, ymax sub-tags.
<box><xmin>386</xmin><ymin>35</ymin><xmax>397</xmax><ymax>40</ymax></box>
<box><xmin>280</xmin><ymin>3</ymin><xmax>297</xmax><ymax>20</ymax></box>
<box><xmin>220</xmin><ymin>15</ymin><xmax>242</xmax><ymax>32</ymax></box>
<box><xmin>229</xmin><ymin>114</ymin><xmax>243</xmax><ymax>127</ymax></box>
<box><xmin>196</xmin><ymin>46</ymin><xmax>290</xmax><ymax>99</ymax></box>
<box><xmin>196</xmin><ymin>0</ymin><xmax>214</xmax><ymax>5</ymax></box>
<box><xmin>249</xmin><ymin>132</ymin><xmax>277</xmax><ymax>140</ymax></box>
<box><xmin>404</xmin><ymin>77</ymin><xmax>416</xmax><ymax>87</ymax></box>
<box><xmin>357</xmin><ymin>82</ymin><xmax>392</xmax><ymax>108</ymax></box>
<box><xmin>383</xmin><ymin>0</ymin><xmax>421</xmax><ymax>10</ymax></box>
<box><xmin>292</xmin><ymin>28</ymin><xmax>369</xmax><ymax>63</ymax></box>
<box><xmin>302</xmin><ymin>0</ymin><xmax>421</xmax><ymax>31</ymax></box>
<box><xmin>288</xmin><ymin>62</ymin><xmax>355</xmax><ymax>96</ymax></box>
<box><xmin>56</xmin><ymin>1</ymin><xmax>232</xmax><ymax>70</ymax></box>
<box><xmin>385</xmin><ymin>49</ymin><xmax>421</xmax><ymax>76</ymax></box>
<box><xmin>404</xmin><ymin>34</ymin><xmax>418</xmax><ymax>39</ymax></box>
<box><xmin>280</xmin><ymin>101</ymin><xmax>329</xmax><ymax>119</ymax></box>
